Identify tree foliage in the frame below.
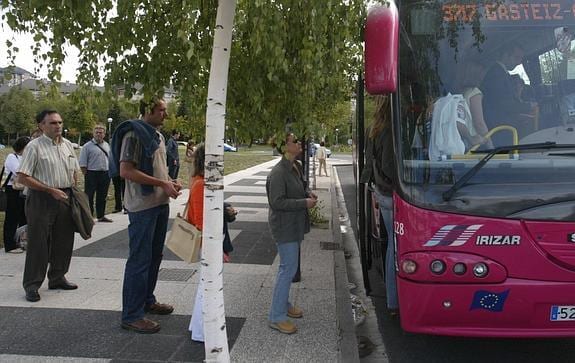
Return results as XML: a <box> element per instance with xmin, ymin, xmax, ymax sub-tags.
<box><xmin>0</xmin><ymin>87</ymin><xmax>35</xmax><ymax>137</ymax></box>
<box><xmin>1</xmin><ymin>0</ymin><xmax>364</xmax><ymax>139</ymax></box>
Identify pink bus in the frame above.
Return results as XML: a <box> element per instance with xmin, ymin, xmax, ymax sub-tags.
<box><xmin>360</xmin><ymin>0</ymin><xmax>575</xmax><ymax>337</ymax></box>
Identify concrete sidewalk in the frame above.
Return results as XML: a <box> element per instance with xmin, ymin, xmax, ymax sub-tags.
<box><xmin>0</xmin><ymin>155</ymin><xmax>375</xmax><ymax>362</ymax></box>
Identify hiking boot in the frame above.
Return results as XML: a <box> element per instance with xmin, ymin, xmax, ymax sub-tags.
<box><xmin>287</xmin><ymin>306</ymin><xmax>303</xmax><ymax>319</ymax></box>
<box><xmin>269</xmin><ymin>320</ymin><xmax>297</xmax><ymax>334</ymax></box>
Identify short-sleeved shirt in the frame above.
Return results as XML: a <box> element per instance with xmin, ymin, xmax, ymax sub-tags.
<box><xmin>4</xmin><ymin>153</ymin><xmax>21</xmax><ymax>186</ymax></box>
<box><xmin>18</xmin><ymin>134</ymin><xmax>79</xmax><ymax>188</ymax></box>
<box><xmin>120</xmin><ymin>130</ymin><xmax>170</xmax><ymax>212</ymax></box>
<box><xmin>463</xmin><ymin>87</ymin><xmax>483</xmax><ymax>137</ymax></box>
<box><xmin>79</xmin><ymin>139</ymin><xmax>110</xmax><ymax>171</ymax></box>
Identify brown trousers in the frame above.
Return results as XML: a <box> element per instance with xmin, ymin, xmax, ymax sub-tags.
<box><xmin>23</xmin><ymin>189</ymin><xmax>75</xmax><ymax>291</ymax></box>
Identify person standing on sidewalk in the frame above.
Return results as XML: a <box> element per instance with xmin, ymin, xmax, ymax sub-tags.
<box><xmin>266</xmin><ymin>133</ymin><xmax>317</xmax><ymax>334</ymax></box>
<box><xmin>3</xmin><ymin>136</ymin><xmax>30</xmax><ymax>253</ymax></box>
<box><xmin>166</xmin><ymin>130</ymin><xmax>180</xmax><ymax>180</ymax></box>
<box><xmin>79</xmin><ymin>124</ymin><xmax>113</xmax><ymax>223</ymax></box>
<box><xmin>17</xmin><ymin>109</ymin><xmax>80</xmax><ymax>302</ymax></box>
<box><xmin>109</xmin><ymin>97</ymin><xmax>182</xmax><ymax>334</ymax></box>
<box><xmin>316</xmin><ymin>141</ymin><xmax>328</xmax><ymax>177</ymax></box>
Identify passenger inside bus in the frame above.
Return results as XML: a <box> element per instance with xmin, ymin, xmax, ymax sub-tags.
<box><xmin>454</xmin><ymin>60</ymin><xmax>493</xmax><ymax>149</ymax></box>
<box><xmin>481</xmin><ymin>45</ymin><xmax>539</xmax><ymax>141</ymax></box>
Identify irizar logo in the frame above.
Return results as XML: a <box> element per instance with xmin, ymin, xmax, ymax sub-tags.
<box><xmin>423</xmin><ymin>225</ymin><xmax>521</xmax><ymax>247</ymax></box>
<box><xmin>423</xmin><ymin>225</ymin><xmax>483</xmax><ymax>247</ymax></box>
<box><xmin>475</xmin><ymin>235</ymin><xmax>521</xmax><ymax>246</ymax></box>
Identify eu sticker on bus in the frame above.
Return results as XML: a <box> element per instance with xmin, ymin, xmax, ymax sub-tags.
<box><xmin>550</xmin><ymin>306</ymin><xmax>575</xmax><ymax>321</ymax></box>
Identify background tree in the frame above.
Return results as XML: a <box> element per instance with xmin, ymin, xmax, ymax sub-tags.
<box><xmin>1</xmin><ymin>0</ymin><xmax>363</xmax><ymax>139</ymax></box>
<box><xmin>0</xmin><ymin>87</ymin><xmax>35</xmax><ymax>141</ymax></box>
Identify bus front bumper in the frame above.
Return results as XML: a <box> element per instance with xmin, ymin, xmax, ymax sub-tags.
<box><xmin>398</xmin><ymin>277</ymin><xmax>575</xmax><ymax>337</ymax></box>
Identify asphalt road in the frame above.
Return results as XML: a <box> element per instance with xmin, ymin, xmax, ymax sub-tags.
<box><xmin>336</xmin><ymin>164</ymin><xmax>575</xmax><ymax>363</ymax></box>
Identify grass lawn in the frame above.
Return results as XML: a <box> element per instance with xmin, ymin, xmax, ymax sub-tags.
<box><xmin>0</xmin><ymin>144</ymin><xmax>275</xmax><ymax>249</ymax></box>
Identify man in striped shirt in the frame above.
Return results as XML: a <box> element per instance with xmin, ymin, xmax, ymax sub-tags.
<box><xmin>17</xmin><ymin>109</ymin><xmax>80</xmax><ymax>302</ymax></box>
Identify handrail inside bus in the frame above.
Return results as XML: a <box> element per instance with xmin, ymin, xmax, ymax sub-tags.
<box><xmin>468</xmin><ymin>125</ymin><xmax>519</xmax><ymax>155</ymax></box>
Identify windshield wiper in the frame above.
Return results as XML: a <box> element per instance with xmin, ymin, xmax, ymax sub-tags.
<box><xmin>442</xmin><ymin>142</ymin><xmax>575</xmax><ymax>201</ymax></box>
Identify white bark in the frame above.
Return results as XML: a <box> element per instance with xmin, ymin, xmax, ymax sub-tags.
<box><xmin>201</xmin><ymin>0</ymin><xmax>236</xmax><ymax>362</ymax></box>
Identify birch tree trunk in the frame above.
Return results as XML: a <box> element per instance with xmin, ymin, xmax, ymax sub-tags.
<box><xmin>201</xmin><ymin>0</ymin><xmax>236</xmax><ymax>362</ymax></box>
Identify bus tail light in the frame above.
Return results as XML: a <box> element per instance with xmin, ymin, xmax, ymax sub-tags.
<box><xmin>398</xmin><ymin>252</ymin><xmax>506</xmax><ymax>283</ymax></box>
<box><xmin>453</xmin><ymin>263</ymin><xmax>467</xmax><ymax>275</ymax></box>
<box><xmin>402</xmin><ymin>259</ymin><xmax>417</xmax><ymax>274</ymax></box>
<box><xmin>430</xmin><ymin>260</ymin><xmax>446</xmax><ymax>274</ymax></box>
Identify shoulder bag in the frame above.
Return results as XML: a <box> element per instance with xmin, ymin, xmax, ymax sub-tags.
<box><xmin>165</xmin><ymin>201</ymin><xmax>201</xmax><ymax>263</ymax></box>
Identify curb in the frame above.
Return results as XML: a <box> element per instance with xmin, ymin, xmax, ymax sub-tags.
<box><xmin>332</xmin><ymin>168</ymin><xmax>361</xmax><ymax>363</ymax></box>
<box><xmin>332</xmin><ymin>166</ymin><xmax>389</xmax><ymax>363</ymax></box>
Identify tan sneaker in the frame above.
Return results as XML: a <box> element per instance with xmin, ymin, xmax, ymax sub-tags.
<box><xmin>269</xmin><ymin>320</ymin><xmax>297</xmax><ymax>334</ymax></box>
<box><xmin>287</xmin><ymin>306</ymin><xmax>303</xmax><ymax>319</ymax></box>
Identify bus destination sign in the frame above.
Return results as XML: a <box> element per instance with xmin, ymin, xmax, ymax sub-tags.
<box><xmin>443</xmin><ymin>1</ymin><xmax>575</xmax><ymax>25</ymax></box>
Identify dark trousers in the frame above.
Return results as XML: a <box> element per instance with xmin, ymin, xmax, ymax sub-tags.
<box><xmin>112</xmin><ymin>176</ymin><xmax>125</xmax><ymax>211</ymax></box>
<box><xmin>23</xmin><ymin>189</ymin><xmax>75</xmax><ymax>291</ymax></box>
<box><xmin>85</xmin><ymin>170</ymin><xmax>110</xmax><ymax>218</ymax></box>
<box><xmin>168</xmin><ymin>161</ymin><xmax>180</xmax><ymax>180</ymax></box>
<box><xmin>3</xmin><ymin>186</ymin><xmax>26</xmax><ymax>251</ymax></box>
<box><xmin>122</xmin><ymin>204</ymin><xmax>169</xmax><ymax>323</ymax></box>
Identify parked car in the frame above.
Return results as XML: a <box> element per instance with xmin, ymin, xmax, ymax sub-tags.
<box><xmin>312</xmin><ymin>143</ymin><xmax>331</xmax><ymax>158</ymax></box>
<box><xmin>224</xmin><ymin>143</ymin><xmax>237</xmax><ymax>152</ymax></box>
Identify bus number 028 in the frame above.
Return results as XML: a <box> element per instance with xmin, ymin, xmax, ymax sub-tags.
<box><xmin>394</xmin><ymin>222</ymin><xmax>404</xmax><ymax>236</ymax></box>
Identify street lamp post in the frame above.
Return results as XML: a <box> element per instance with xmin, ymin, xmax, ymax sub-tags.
<box><xmin>335</xmin><ymin>128</ymin><xmax>339</xmax><ymax>146</ymax></box>
<box><xmin>107</xmin><ymin>117</ymin><xmax>113</xmax><ymax>136</ymax></box>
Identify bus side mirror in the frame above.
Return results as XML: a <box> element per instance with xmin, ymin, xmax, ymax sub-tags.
<box><xmin>364</xmin><ymin>3</ymin><xmax>399</xmax><ymax>95</ymax></box>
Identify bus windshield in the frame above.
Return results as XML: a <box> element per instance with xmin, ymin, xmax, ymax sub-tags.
<box><xmin>397</xmin><ymin>0</ymin><xmax>575</xmax><ymax>221</ymax></box>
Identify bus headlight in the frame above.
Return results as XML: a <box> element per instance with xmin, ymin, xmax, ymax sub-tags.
<box><xmin>402</xmin><ymin>259</ymin><xmax>417</xmax><ymax>274</ymax></box>
<box><xmin>472</xmin><ymin>262</ymin><xmax>489</xmax><ymax>278</ymax></box>
<box><xmin>430</xmin><ymin>260</ymin><xmax>446</xmax><ymax>274</ymax></box>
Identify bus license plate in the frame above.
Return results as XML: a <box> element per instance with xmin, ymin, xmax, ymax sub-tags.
<box><xmin>550</xmin><ymin>306</ymin><xmax>575</xmax><ymax>321</ymax></box>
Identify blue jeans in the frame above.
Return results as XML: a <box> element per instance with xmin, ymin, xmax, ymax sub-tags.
<box><xmin>122</xmin><ymin>204</ymin><xmax>169</xmax><ymax>323</ymax></box>
<box><xmin>375</xmin><ymin>192</ymin><xmax>399</xmax><ymax>310</ymax></box>
<box><xmin>269</xmin><ymin>241</ymin><xmax>300</xmax><ymax>323</ymax></box>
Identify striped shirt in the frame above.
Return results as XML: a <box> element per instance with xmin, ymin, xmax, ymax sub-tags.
<box><xmin>18</xmin><ymin>134</ymin><xmax>80</xmax><ymax>188</ymax></box>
